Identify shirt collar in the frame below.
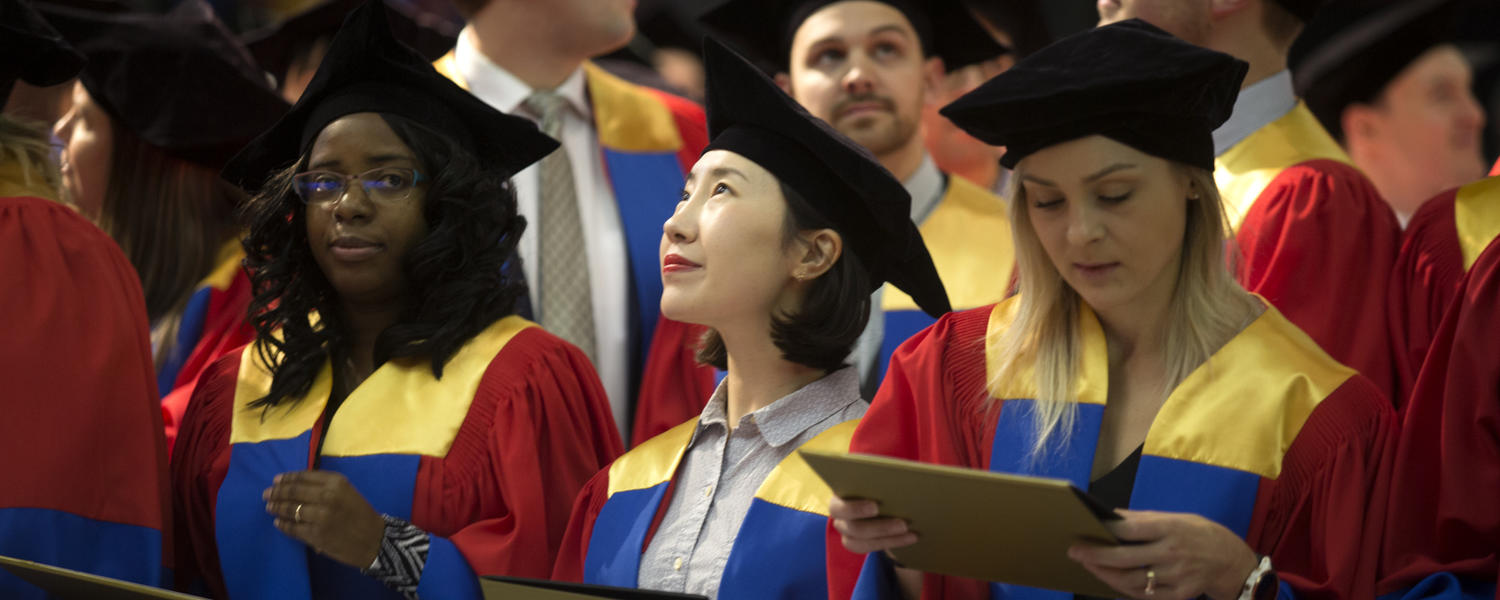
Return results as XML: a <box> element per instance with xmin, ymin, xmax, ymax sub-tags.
<box><xmin>904</xmin><ymin>154</ymin><xmax>946</xmax><ymax>223</ymax></box>
<box><xmin>693</xmin><ymin>366</ymin><xmax>862</xmax><ymax>448</ymax></box>
<box><xmin>453</xmin><ymin>27</ymin><xmax>592</xmax><ymax>121</ymax></box>
<box><xmin>1213</xmin><ymin>70</ymin><xmax>1297</xmax><ymax>157</ymax></box>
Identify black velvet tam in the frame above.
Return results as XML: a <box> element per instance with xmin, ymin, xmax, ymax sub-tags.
<box><xmin>1290</xmin><ymin>0</ymin><xmax>1457</xmax><ymax>141</ymax></box>
<box><xmin>40</xmin><ymin>0</ymin><xmax>289</xmax><ymax>168</ymax></box>
<box><xmin>699</xmin><ymin>0</ymin><xmax>1006</xmax><ymax>73</ymax></box>
<box><xmin>0</xmin><ymin>0</ymin><xmax>84</xmax><ymax>103</ymax></box>
<box><xmin>701</xmin><ymin>37</ymin><xmax>950</xmax><ymax>318</ymax></box>
<box><xmin>940</xmin><ymin>19</ymin><xmax>1247</xmax><ymax>172</ymax></box>
<box><xmin>221</xmin><ymin>0</ymin><xmax>555</xmax><ymax>194</ymax></box>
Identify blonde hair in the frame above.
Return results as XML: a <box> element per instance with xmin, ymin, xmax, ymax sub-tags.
<box><xmin>0</xmin><ymin>115</ymin><xmax>65</xmax><ymax>203</ymax></box>
<box><xmin>990</xmin><ymin>163</ymin><xmax>1259</xmax><ymax>456</ymax></box>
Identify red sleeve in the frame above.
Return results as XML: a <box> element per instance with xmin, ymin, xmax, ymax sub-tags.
<box><xmin>830</xmin><ymin>306</ymin><xmax>999</xmax><ymax>600</ymax></box>
<box><xmin>1490</xmin><ymin>157</ymin><xmax>1499</xmax><ymax>177</ymax></box>
<box><xmin>1385</xmin><ymin>190</ymin><xmax>1464</xmax><ymax>404</ymax></box>
<box><xmin>1378</xmin><ymin>238</ymin><xmax>1500</xmax><ymax>595</ymax></box>
<box><xmin>1235</xmin><ymin>159</ymin><xmax>1401</xmax><ymax>402</ymax></box>
<box><xmin>632</xmin><ymin>315</ymin><xmax>716</xmax><ymax>446</ymax></box>
<box><xmin>550</xmin><ymin>466</ymin><xmax>612</xmax><ymax>582</ymax></box>
<box><xmin>645</xmin><ymin>88</ymin><xmax>707</xmax><ymax>175</ymax></box>
<box><xmin>1245</xmin><ymin>374</ymin><xmax>1396</xmax><ymax>599</ymax></box>
<box><xmin>168</xmin><ymin>351</ymin><xmax>242</xmax><ymax>597</ymax></box>
<box><xmin>412</xmin><ymin>327</ymin><xmax>625</xmax><ymax>579</ymax></box>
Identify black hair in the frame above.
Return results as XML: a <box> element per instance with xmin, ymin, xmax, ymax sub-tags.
<box><xmin>695</xmin><ymin>180</ymin><xmax>872</xmax><ymax>373</ymax></box>
<box><xmin>240</xmin><ymin>113</ymin><xmax>527</xmax><ymax>408</ymax></box>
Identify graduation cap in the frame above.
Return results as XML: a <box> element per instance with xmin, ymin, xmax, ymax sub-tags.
<box><xmin>0</xmin><ymin>0</ymin><xmax>85</xmax><ymax>104</ymax></box>
<box><xmin>40</xmin><ymin>0</ymin><xmax>289</xmax><ymax>169</ymax></box>
<box><xmin>939</xmin><ymin>19</ymin><xmax>1247</xmax><ymax>172</ymax></box>
<box><xmin>1271</xmin><ymin>0</ymin><xmax>1328</xmax><ymax>23</ymax></box>
<box><xmin>242</xmin><ymin>0</ymin><xmax>458</xmax><ymax>87</ymax></box>
<box><xmin>699</xmin><ymin>0</ymin><xmax>1007</xmax><ymax>73</ymax></box>
<box><xmin>636</xmin><ymin>0</ymin><xmax>708</xmax><ymax>53</ymax></box>
<box><xmin>222</xmin><ymin>0</ymin><xmax>557</xmax><ymax>193</ymax></box>
<box><xmin>1290</xmin><ymin>0</ymin><xmax>1457</xmax><ymax>141</ymax></box>
<box><xmin>700</xmin><ymin>37</ymin><xmax>950</xmax><ymax>317</ymax></box>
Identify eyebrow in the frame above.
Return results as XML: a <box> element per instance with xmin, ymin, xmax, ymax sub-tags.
<box><xmin>686</xmin><ymin>166</ymin><xmax>748</xmax><ymax>186</ymax></box>
<box><xmin>308</xmin><ymin>153</ymin><xmax>416</xmax><ymax>171</ymax></box>
<box><xmin>806</xmin><ymin>22</ymin><xmax>914</xmax><ymax>50</ymax></box>
<box><xmin>1020</xmin><ymin>163</ymin><xmax>1139</xmax><ymax>187</ymax></box>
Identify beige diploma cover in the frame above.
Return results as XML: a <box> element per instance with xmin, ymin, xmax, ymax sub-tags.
<box><xmin>801</xmin><ymin>449</ymin><xmax>1124</xmax><ymax>597</ymax></box>
<box><xmin>0</xmin><ymin>555</ymin><xmax>207</xmax><ymax>599</ymax></box>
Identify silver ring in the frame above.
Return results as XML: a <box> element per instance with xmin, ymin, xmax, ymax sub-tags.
<box><xmin>294</xmin><ymin>503</ymin><xmax>303</xmax><ymax>523</ymax></box>
<box><xmin>1144</xmin><ymin>568</ymin><xmax>1157</xmax><ymax>596</ymax></box>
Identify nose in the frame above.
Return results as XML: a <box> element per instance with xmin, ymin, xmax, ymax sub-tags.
<box><xmin>331</xmin><ymin>182</ymin><xmax>373</xmax><ymax>223</ymax></box>
<box><xmin>841</xmin><ymin>53</ymin><xmax>876</xmax><ymax>97</ymax></box>
<box><xmin>1065</xmin><ymin>202</ymin><xmax>1105</xmax><ymax>247</ymax></box>
<box><xmin>663</xmin><ymin>195</ymin><xmax>699</xmax><ymax>244</ymax></box>
<box><xmin>1458</xmin><ymin>89</ymin><xmax>1486</xmax><ymax>131</ymax></box>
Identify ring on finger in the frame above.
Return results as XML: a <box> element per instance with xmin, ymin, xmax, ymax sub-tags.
<box><xmin>1144</xmin><ymin>567</ymin><xmax>1157</xmax><ymax>596</ymax></box>
<box><xmin>294</xmin><ymin>503</ymin><xmax>303</xmax><ymax>524</ymax></box>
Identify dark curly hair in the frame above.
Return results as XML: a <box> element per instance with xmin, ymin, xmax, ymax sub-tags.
<box><xmin>240</xmin><ymin>113</ymin><xmax>527</xmax><ymax>409</ymax></box>
<box><xmin>695</xmin><ymin>180</ymin><xmax>872</xmax><ymax>373</ymax></box>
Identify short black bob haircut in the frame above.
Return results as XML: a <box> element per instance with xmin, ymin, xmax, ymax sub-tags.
<box><xmin>239</xmin><ymin>112</ymin><xmax>527</xmax><ymax>409</ymax></box>
<box><xmin>694</xmin><ymin>180</ymin><xmax>872</xmax><ymax>373</ymax></box>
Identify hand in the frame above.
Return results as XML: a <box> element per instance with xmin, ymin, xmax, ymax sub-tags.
<box><xmin>1067</xmin><ymin>510</ymin><xmax>1259</xmax><ymax>600</ymax></box>
<box><xmin>263</xmin><ymin>470</ymin><xmax>386</xmax><ymax>569</ymax></box>
<box><xmin>829</xmin><ymin>496</ymin><xmax>918</xmax><ymax>555</ymax></box>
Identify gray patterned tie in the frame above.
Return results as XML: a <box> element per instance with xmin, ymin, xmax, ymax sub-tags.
<box><xmin>524</xmin><ymin>91</ymin><xmax>596</xmax><ymax>361</ymax></box>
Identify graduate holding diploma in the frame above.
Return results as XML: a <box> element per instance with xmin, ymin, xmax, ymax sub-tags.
<box><xmin>828</xmin><ymin>20</ymin><xmax>1396</xmax><ymax>600</ymax></box>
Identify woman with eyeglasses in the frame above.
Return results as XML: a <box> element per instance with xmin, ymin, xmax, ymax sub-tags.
<box><xmin>169</xmin><ymin>4</ymin><xmax>623</xmax><ymax>599</ymax></box>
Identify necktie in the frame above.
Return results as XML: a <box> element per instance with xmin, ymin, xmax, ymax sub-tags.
<box><xmin>523</xmin><ymin>91</ymin><xmax>596</xmax><ymax>361</ymax></box>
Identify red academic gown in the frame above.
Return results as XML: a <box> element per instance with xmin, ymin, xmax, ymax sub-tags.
<box><xmin>1386</xmin><ymin>176</ymin><xmax>1500</xmax><ymax>403</ymax></box>
<box><xmin>160</xmin><ymin>241</ymin><xmax>255</xmax><ymax>455</ymax></box>
<box><xmin>171</xmin><ymin>317</ymin><xmax>623</xmax><ymax>599</ymax></box>
<box><xmin>829</xmin><ymin>299</ymin><xmax>1396</xmax><ymax>600</ymax></box>
<box><xmin>0</xmin><ymin>184</ymin><xmax>170</xmax><ymax>597</ymax></box>
<box><xmin>1217</xmin><ymin>103</ymin><xmax>1401</xmax><ymax>401</ymax></box>
<box><xmin>1377</xmin><ymin>236</ymin><xmax>1500</xmax><ymax>599</ymax></box>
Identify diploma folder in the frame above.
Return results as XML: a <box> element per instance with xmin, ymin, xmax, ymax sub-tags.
<box><xmin>799</xmin><ymin>449</ymin><xmax>1124</xmax><ymax>597</ymax></box>
<box><xmin>480</xmin><ymin>576</ymin><xmax>707</xmax><ymax>599</ymax></box>
<box><xmin>0</xmin><ymin>555</ymin><xmax>207</xmax><ymax>599</ymax></box>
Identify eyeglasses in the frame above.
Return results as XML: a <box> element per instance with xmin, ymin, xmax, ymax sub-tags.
<box><xmin>292</xmin><ymin>167</ymin><xmax>426</xmax><ymax>205</ymax></box>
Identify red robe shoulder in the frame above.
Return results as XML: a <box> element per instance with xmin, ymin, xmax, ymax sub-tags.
<box><xmin>1235</xmin><ymin>159</ymin><xmax>1401</xmax><ymax>403</ymax></box>
<box><xmin>1379</xmin><ymin>237</ymin><xmax>1500</xmax><ymax>597</ymax></box>
<box><xmin>1386</xmin><ymin>189</ymin><xmax>1464</xmax><ymax>403</ymax></box>
<box><xmin>170</xmin><ymin>325</ymin><xmax>623</xmax><ymax>595</ymax></box>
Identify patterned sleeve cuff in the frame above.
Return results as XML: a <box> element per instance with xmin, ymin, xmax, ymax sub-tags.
<box><xmin>362</xmin><ymin>514</ymin><xmax>430</xmax><ymax>599</ymax></box>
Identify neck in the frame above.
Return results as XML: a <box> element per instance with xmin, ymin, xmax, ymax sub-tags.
<box><xmin>1092</xmin><ymin>287</ymin><xmax>1173</xmax><ymax>369</ymax></box>
<box><xmin>880</xmin><ymin>133</ymin><xmax>929</xmax><ymax>181</ymax></box>
<box><xmin>719</xmin><ymin>318</ymin><xmax>827</xmax><ymax>427</ymax></box>
<box><xmin>338</xmin><ymin>298</ymin><xmax>406</xmax><ymax>383</ymax></box>
<box><xmin>1207</xmin><ymin>15</ymin><xmax>1290</xmax><ymax>92</ymax></box>
<box><xmin>466</xmin><ymin>3</ymin><xmax>584</xmax><ymax>90</ymax></box>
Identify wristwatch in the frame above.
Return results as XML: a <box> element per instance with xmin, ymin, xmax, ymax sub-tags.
<box><xmin>1239</xmin><ymin>555</ymin><xmax>1279</xmax><ymax>600</ymax></box>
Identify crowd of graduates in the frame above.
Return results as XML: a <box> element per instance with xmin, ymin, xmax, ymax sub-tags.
<box><xmin>1</xmin><ymin>0</ymin><xmax>1497</xmax><ymax>599</ymax></box>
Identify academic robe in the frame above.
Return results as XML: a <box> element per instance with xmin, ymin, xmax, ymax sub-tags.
<box><xmin>629</xmin><ymin>174</ymin><xmax>1015</xmax><ymax>446</ymax></box>
<box><xmin>1216</xmin><ymin>102</ymin><xmax>1401</xmax><ymax>402</ymax></box>
<box><xmin>831</xmin><ymin>297</ymin><xmax>1396</xmax><ymax>600</ymax></box>
<box><xmin>0</xmin><ymin>180</ymin><xmax>169</xmax><ymax>598</ymax></box>
<box><xmin>170</xmin><ymin>316</ymin><xmax>623</xmax><ymax>599</ymax></box>
<box><xmin>1377</xmin><ymin>236</ymin><xmax>1500</xmax><ymax>600</ymax></box>
<box><xmin>160</xmin><ymin>239</ymin><xmax>255</xmax><ymax>454</ymax></box>
<box><xmin>1386</xmin><ymin>176</ymin><xmax>1500</xmax><ymax>403</ymax></box>
<box><xmin>552</xmin><ymin>418</ymin><xmax>861</xmax><ymax>598</ymax></box>
<box><xmin>435</xmin><ymin>54</ymin><xmax>710</xmax><ymax>437</ymax></box>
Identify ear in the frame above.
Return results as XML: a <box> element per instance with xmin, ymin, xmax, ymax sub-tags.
<box><xmin>1210</xmin><ymin>0</ymin><xmax>1248</xmax><ymax>19</ymax></box>
<box><xmin>774</xmin><ymin>72</ymin><xmax>794</xmax><ymax>96</ymax></box>
<box><xmin>791</xmin><ymin>228</ymin><xmax>844</xmax><ymax>281</ymax></box>
<box><xmin>921</xmin><ymin>56</ymin><xmax>946</xmax><ymax>106</ymax></box>
<box><xmin>1342</xmin><ymin>104</ymin><xmax>1381</xmax><ymax>146</ymax></box>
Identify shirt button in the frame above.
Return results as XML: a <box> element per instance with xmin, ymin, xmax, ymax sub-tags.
<box><xmin>703</xmin><ymin>485</ymin><xmax>713</xmax><ymax>498</ymax></box>
<box><xmin>673</xmin><ymin>557</ymin><xmax>683</xmax><ymax>571</ymax></box>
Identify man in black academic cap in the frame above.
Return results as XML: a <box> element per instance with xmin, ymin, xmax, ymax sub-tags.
<box><xmin>1291</xmin><ymin>0</ymin><xmax>1486</xmax><ymax>223</ymax></box>
<box><xmin>430</xmin><ymin>0</ymin><xmax>709</xmax><ymax>443</ymax></box>
<box><xmin>675</xmin><ymin>0</ymin><xmax>1013</xmax><ymax>418</ymax></box>
<box><xmin>1099</xmin><ymin>0</ymin><xmax>1404</xmax><ymax>402</ymax></box>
